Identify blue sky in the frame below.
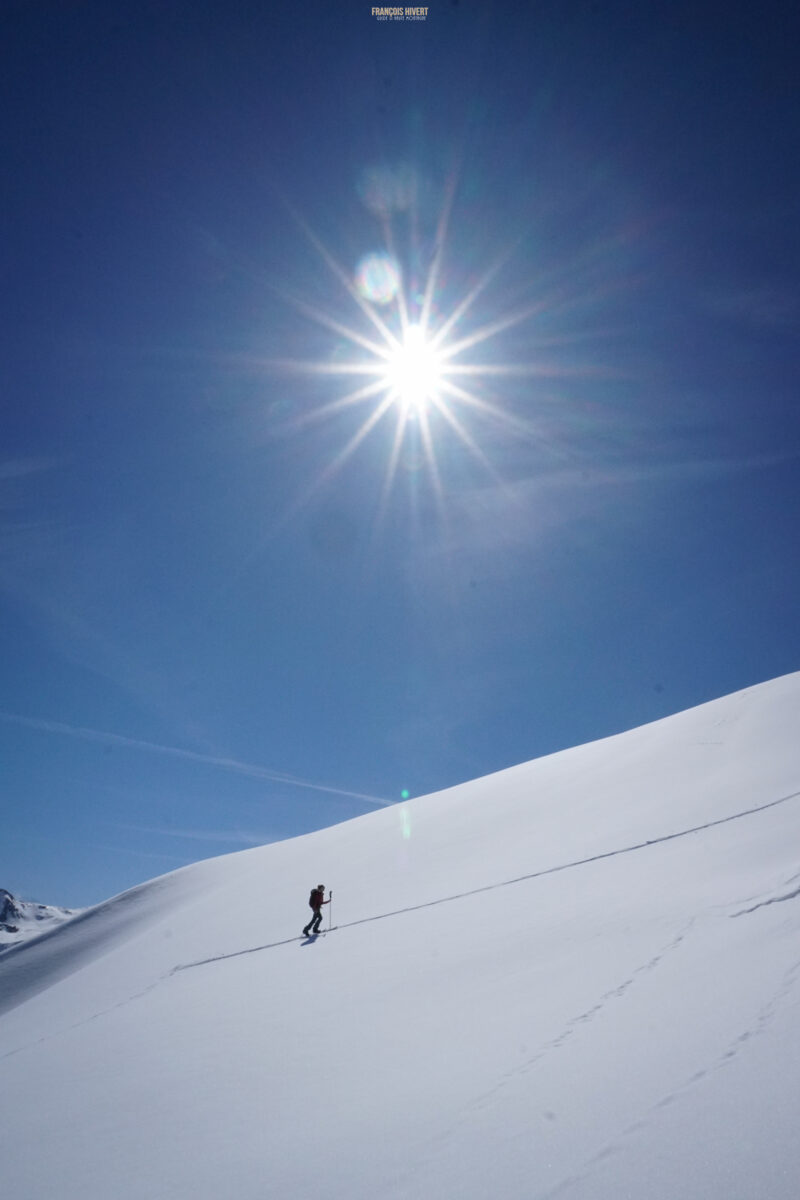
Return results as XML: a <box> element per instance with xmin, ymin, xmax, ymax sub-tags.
<box><xmin>2</xmin><ymin>0</ymin><xmax>799</xmax><ymax>908</ymax></box>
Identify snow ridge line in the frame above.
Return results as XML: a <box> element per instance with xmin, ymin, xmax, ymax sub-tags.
<box><xmin>173</xmin><ymin>786</ymin><xmax>800</xmax><ymax>974</ymax></box>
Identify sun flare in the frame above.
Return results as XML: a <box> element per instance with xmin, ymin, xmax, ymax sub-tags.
<box><xmin>264</xmin><ymin>175</ymin><xmax>588</xmax><ymax>521</ymax></box>
<box><xmin>382</xmin><ymin>324</ymin><xmax>442</xmax><ymax>415</ymax></box>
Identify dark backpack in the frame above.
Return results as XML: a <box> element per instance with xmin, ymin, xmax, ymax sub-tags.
<box><xmin>309</xmin><ymin>888</ymin><xmax>323</xmax><ymax>910</ymax></box>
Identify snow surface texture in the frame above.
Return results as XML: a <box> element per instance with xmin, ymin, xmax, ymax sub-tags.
<box><xmin>2</xmin><ymin>673</ymin><xmax>799</xmax><ymax>1199</ymax></box>
<box><xmin>0</xmin><ymin>888</ymin><xmax>76</xmax><ymax>952</ymax></box>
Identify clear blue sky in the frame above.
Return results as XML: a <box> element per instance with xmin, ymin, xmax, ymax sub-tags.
<box><xmin>2</xmin><ymin>0</ymin><xmax>798</xmax><ymax>908</ymax></box>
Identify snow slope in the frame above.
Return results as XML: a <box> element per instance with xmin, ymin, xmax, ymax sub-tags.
<box><xmin>2</xmin><ymin>673</ymin><xmax>799</xmax><ymax>1199</ymax></box>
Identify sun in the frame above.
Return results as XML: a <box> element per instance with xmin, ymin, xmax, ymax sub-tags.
<box><xmin>262</xmin><ymin>180</ymin><xmax>572</xmax><ymax>518</ymax></box>
<box><xmin>382</xmin><ymin>323</ymin><xmax>443</xmax><ymax>415</ymax></box>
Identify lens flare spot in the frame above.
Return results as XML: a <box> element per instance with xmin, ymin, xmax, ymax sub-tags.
<box><xmin>399</xmin><ymin>805</ymin><xmax>412</xmax><ymax>839</ymax></box>
<box><xmin>355</xmin><ymin>252</ymin><xmax>401</xmax><ymax>305</ymax></box>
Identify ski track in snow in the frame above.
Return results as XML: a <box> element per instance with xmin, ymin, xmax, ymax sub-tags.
<box><xmin>173</xmin><ymin>786</ymin><xmax>800</xmax><ymax>974</ymax></box>
<box><xmin>4</xmin><ymin>788</ymin><xmax>799</xmax><ymax>1074</ymax></box>
<box><xmin>535</xmin><ymin>955</ymin><xmax>800</xmax><ymax>1199</ymax></box>
<box><xmin>395</xmin><ymin>918</ymin><xmax>697</xmax><ymax>1192</ymax></box>
<box><xmin>731</xmin><ymin>882</ymin><xmax>800</xmax><ymax>916</ymax></box>
<box><xmin>0</xmin><ymin>976</ymin><xmax>167</xmax><ymax>1063</ymax></box>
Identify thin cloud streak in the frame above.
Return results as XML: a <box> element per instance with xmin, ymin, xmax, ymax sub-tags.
<box><xmin>466</xmin><ymin>448</ymin><xmax>800</xmax><ymax>507</ymax></box>
<box><xmin>0</xmin><ymin>711</ymin><xmax>392</xmax><ymax>808</ymax></box>
<box><xmin>85</xmin><ymin>842</ymin><xmax>195</xmax><ymax>867</ymax></box>
<box><xmin>118</xmin><ymin>823</ymin><xmax>274</xmax><ymax>846</ymax></box>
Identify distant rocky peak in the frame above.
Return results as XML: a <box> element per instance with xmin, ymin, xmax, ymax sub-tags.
<box><xmin>0</xmin><ymin>888</ymin><xmax>23</xmax><ymax>928</ymax></box>
<box><xmin>0</xmin><ymin>888</ymin><xmax>77</xmax><ymax>952</ymax></box>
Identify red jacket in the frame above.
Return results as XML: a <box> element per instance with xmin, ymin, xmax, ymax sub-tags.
<box><xmin>309</xmin><ymin>888</ymin><xmax>325</xmax><ymax>911</ymax></box>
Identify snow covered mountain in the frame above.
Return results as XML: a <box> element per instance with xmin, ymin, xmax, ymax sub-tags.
<box><xmin>0</xmin><ymin>887</ymin><xmax>76</xmax><ymax>952</ymax></box>
<box><xmin>2</xmin><ymin>672</ymin><xmax>799</xmax><ymax>1199</ymax></box>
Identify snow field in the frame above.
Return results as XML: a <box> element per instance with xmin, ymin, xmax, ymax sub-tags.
<box><xmin>2</xmin><ymin>673</ymin><xmax>799</xmax><ymax>1198</ymax></box>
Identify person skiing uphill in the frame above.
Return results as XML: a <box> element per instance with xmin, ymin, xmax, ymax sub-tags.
<box><xmin>303</xmin><ymin>884</ymin><xmax>330</xmax><ymax>936</ymax></box>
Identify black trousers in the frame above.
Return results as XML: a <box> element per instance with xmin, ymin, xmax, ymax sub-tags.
<box><xmin>304</xmin><ymin>909</ymin><xmax>323</xmax><ymax>934</ymax></box>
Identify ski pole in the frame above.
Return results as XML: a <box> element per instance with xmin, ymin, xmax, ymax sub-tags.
<box><xmin>329</xmin><ymin>889</ymin><xmax>333</xmax><ymax>931</ymax></box>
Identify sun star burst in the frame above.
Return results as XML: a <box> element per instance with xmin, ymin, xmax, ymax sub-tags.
<box><xmin>262</xmin><ymin>179</ymin><xmax>582</xmax><ymax>525</ymax></box>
